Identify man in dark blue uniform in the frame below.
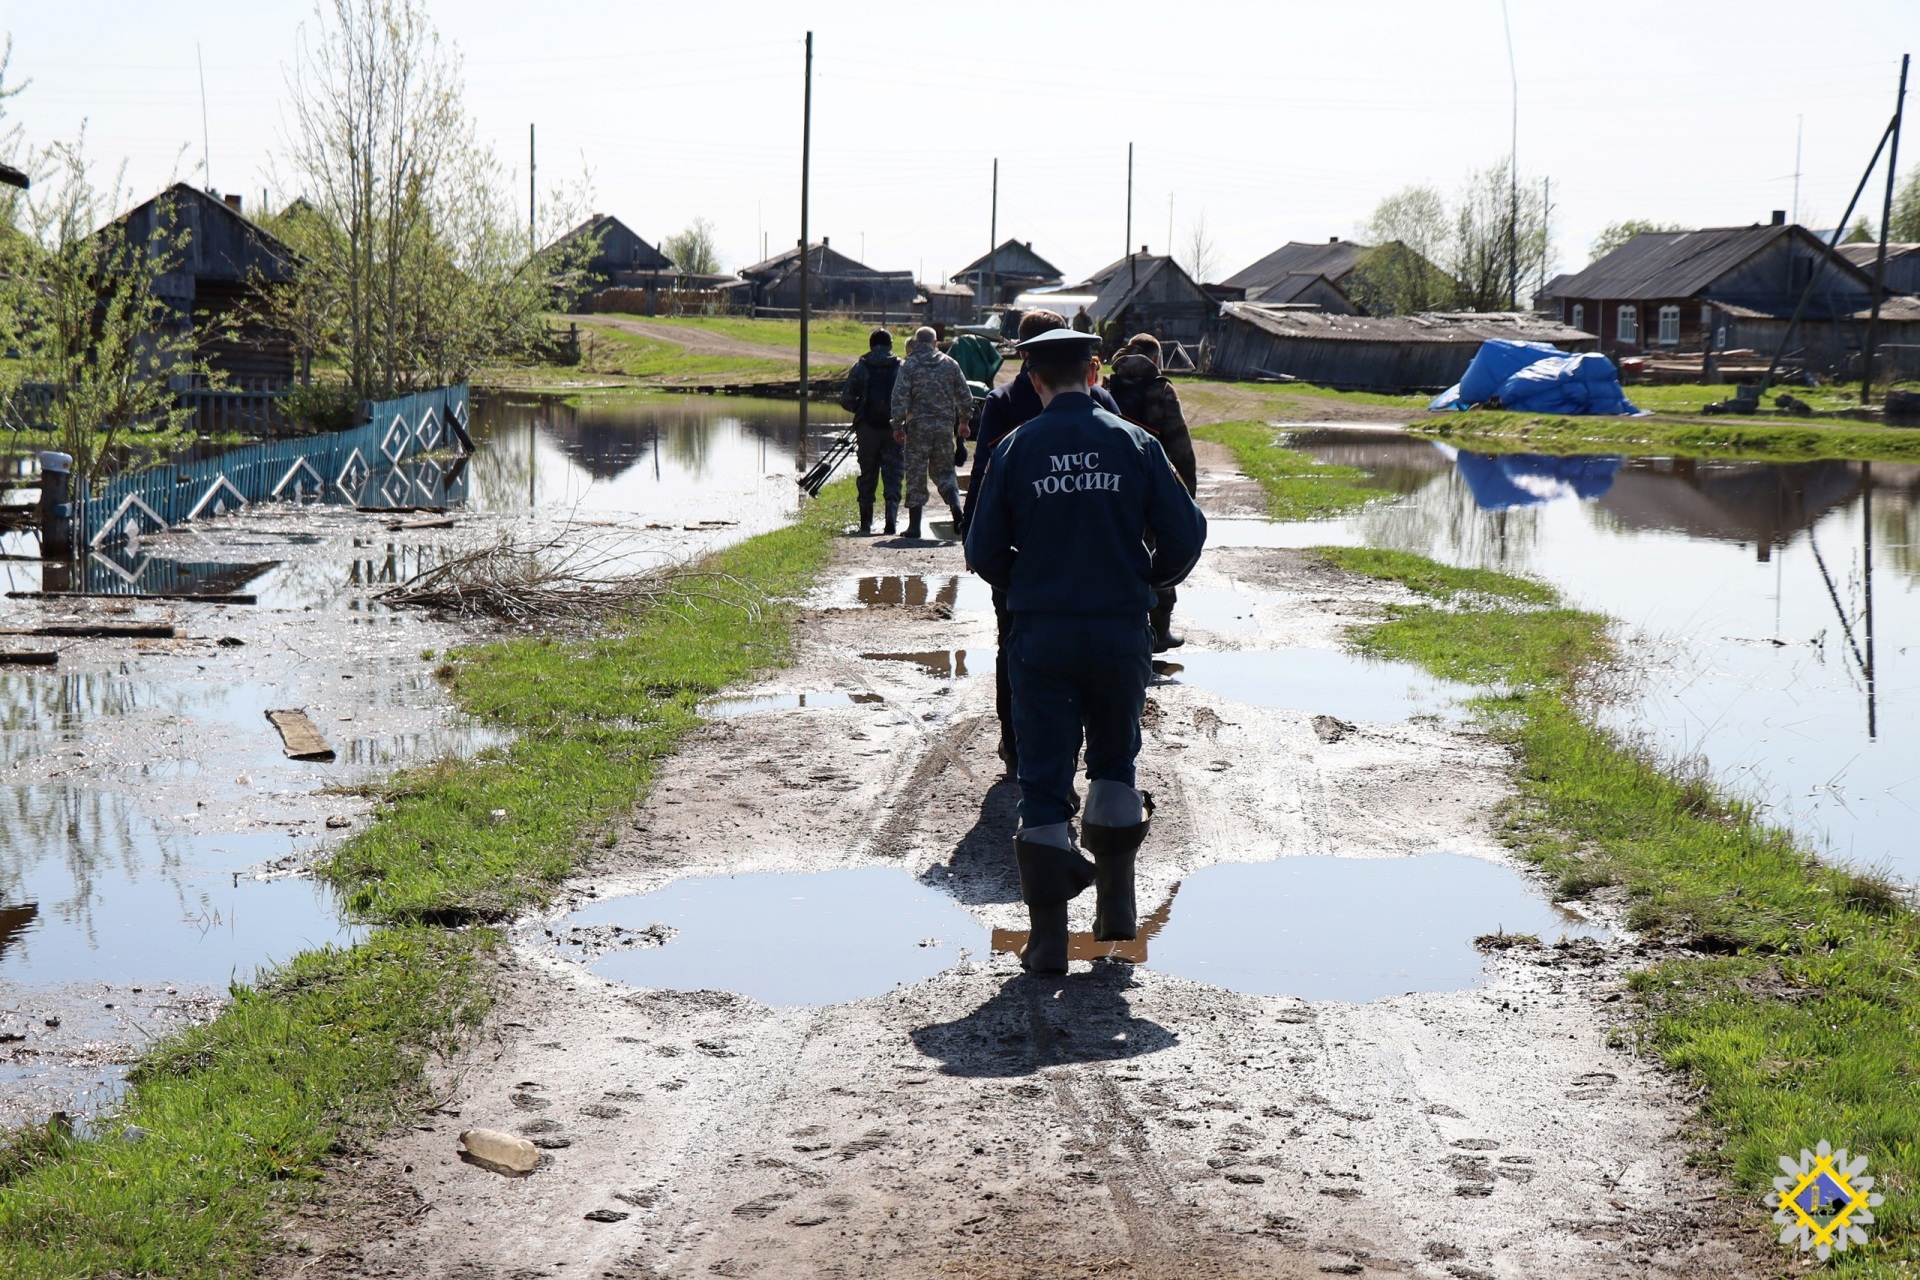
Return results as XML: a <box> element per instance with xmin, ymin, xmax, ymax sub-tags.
<box><xmin>961</xmin><ymin>310</ymin><xmax>1123</xmax><ymax>774</ymax></box>
<box><xmin>964</xmin><ymin>328</ymin><xmax>1207</xmax><ymax>975</ymax></box>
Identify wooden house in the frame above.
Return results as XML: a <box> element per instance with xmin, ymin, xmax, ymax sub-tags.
<box><xmin>557</xmin><ymin>214</ymin><xmax>674</xmax><ymax>286</ymax></box>
<box><xmin>1067</xmin><ymin>251</ymin><xmax>1217</xmax><ymax>348</ymax></box>
<box><xmin>1223</xmin><ymin>238</ymin><xmax>1451</xmax><ymax>315</ymax></box>
<box><xmin>737</xmin><ymin>239</ymin><xmax>916</xmax><ymax>313</ymax></box>
<box><xmin>1210</xmin><ymin>304</ymin><xmax>1595</xmax><ymax>392</ymax></box>
<box><xmin>117</xmin><ymin>184</ymin><xmax>297</xmax><ymax>390</ymax></box>
<box><xmin>950</xmin><ymin>240</ymin><xmax>1063</xmax><ymax>307</ymax></box>
<box><xmin>916</xmin><ymin>281</ymin><xmax>977</xmax><ymax>327</ymax></box>
<box><xmin>1837</xmin><ymin>241</ymin><xmax>1920</xmax><ymax>297</ymax></box>
<box><xmin>1551</xmin><ymin>218</ymin><xmax>1880</xmax><ymax>369</ymax></box>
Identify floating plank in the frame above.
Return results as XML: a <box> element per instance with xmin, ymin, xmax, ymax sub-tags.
<box><xmin>0</xmin><ymin>652</ymin><xmax>58</xmax><ymax>666</ymax></box>
<box><xmin>357</xmin><ymin>504</ymin><xmax>447</xmax><ymax>515</ymax></box>
<box><xmin>387</xmin><ymin>517</ymin><xmax>457</xmax><ymax>531</ymax></box>
<box><xmin>2</xmin><ymin>624</ymin><xmax>178</xmax><ymax>639</ymax></box>
<box><xmin>6</xmin><ymin>591</ymin><xmax>257</xmax><ymax>605</ymax></box>
<box><xmin>265</xmin><ymin>709</ymin><xmax>336</xmax><ymax>762</ymax></box>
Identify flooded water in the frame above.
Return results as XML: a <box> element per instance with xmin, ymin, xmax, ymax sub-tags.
<box><xmin>1272</xmin><ymin>427</ymin><xmax>1920</xmax><ymax>876</ymax></box>
<box><xmin>551</xmin><ymin>868</ymin><xmax>989</xmax><ymax>1005</ymax></box>
<box><xmin>860</xmin><ymin>649</ymin><xmax>981</xmax><ymax>679</ymax></box>
<box><xmin>560</xmin><ymin>854</ymin><xmax>1595</xmax><ymax>1007</ymax></box>
<box><xmin>1158</xmin><ymin>648</ymin><xmax>1475</xmax><ymax>724</ymax></box>
<box><xmin>0</xmin><ymin>394</ymin><xmax>834</xmax><ymax>1120</ymax></box>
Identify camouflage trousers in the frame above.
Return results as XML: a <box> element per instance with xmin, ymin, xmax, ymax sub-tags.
<box><xmin>902</xmin><ymin>423</ymin><xmax>961</xmax><ymax>511</ymax></box>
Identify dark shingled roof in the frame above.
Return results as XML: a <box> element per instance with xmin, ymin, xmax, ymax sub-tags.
<box><xmin>952</xmin><ymin>239</ymin><xmax>1062</xmax><ymax>282</ymax></box>
<box><xmin>1555</xmin><ymin>225</ymin><xmax>1871</xmax><ymax>301</ymax></box>
<box><xmin>1223</xmin><ymin>240</ymin><xmax>1367</xmax><ymax>296</ymax></box>
<box><xmin>1066</xmin><ymin>253</ymin><xmax>1206</xmax><ymax>323</ymax></box>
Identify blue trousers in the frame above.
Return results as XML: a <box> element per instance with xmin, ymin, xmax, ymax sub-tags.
<box><xmin>1006</xmin><ymin>613</ymin><xmax>1153</xmax><ymax>828</ymax></box>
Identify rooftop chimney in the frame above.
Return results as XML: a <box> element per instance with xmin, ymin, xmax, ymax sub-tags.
<box><xmin>822</xmin><ymin>235</ymin><xmax>829</xmax><ymax>247</ymax></box>
<box><xmin>223</xmin><ymin>193</ymin><xmax>242</xmax><ymax>213</ymax></box>
<box><xmin>1771</xmin><ymin>210</ymin><xmax>1786</xmax><ymax>226</ymax></box>
<box><xmin>1330</xmin><ymin>236</ymin><xmax>1340</xmax><ymax>243</ymax></box>
<box><xmin>1140</xmin><ymin>244</ymin><xmax>1148</xmax><ymax>254</ymax></box>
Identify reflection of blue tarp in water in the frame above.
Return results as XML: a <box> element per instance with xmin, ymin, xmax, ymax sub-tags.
<box><xmin>1430</xmin><ymin>340</ymin><xmax>1640</xmax><ymax>415</ymax></box>
<box><xmin>1454</xmin><ymin>450</ymin><xmax>1624</xmax><ymax>510</ymax></box>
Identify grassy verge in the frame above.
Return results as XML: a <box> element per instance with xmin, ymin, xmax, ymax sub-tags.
<box><xmin>636</xmin><ymin>314</ymin><xmax>879</xmax><ymax>357</ymax></box>
<box><xmin>1412</xmin><ymin>407</ymin><xmax>1920</xmax><ymax>462</ymax></box>
<box><xmin>573</xmin><ymin>320</ymin><xmax>844</xmax><ymax>385</ymax></box>
<box><xmin>1320</xmin><ymin>545</ymin><xmax>1920</xmax><ymax>1272</ymax></box>
<box><xmin>0</xmin><ymin>484</ymin><xmax>857</xmax><ymax>1276</ymax></box>
<box><xmin>1192</xmin><ymin>420</ymin><xmax>1395</xmax><ymax>519</ymax></box>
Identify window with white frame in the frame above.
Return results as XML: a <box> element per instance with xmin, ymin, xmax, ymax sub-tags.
<box><xmin>1618</xmin><ymin>304</ymin><xmax>1639</xmax><ymax>344</ymax></box>
<box><xmin>1571</xmin><ymin>303</ymin><xmax>1585</xmax><ymax>331</ymax></box>
<box><xmin>1657</xmin><ymin>305</ymin><xmax>1681</xmax><ymax>345</ymax></box>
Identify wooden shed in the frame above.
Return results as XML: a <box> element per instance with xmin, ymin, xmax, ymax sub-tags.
<box><xmin>1068</xmin><ymin>251</ymin><xmax>1218</xmax><ymax>348</ymax></box>
<box><xmin>1210</xmin><ymin>304</ymin><xmax>1597</xmax><ymax>392</ymax></box>
<box><xmin>116</xmin><ymin>184</ymin><xmax>297</xmax><ymax>390</ymax></box>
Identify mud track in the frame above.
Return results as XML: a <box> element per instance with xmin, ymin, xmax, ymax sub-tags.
<box><xmin>272</xmin><ymin>448</ymin><xmax>1774</xmax><ymax>1279</ymax></box>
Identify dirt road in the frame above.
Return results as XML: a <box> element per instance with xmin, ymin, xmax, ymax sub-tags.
<box><xmin>563</xmin><ymin>314</ymin><xmax>861</xmax><ymax>367</ymax></box>
<box><xmin>275</xmin><ymin>447</ymin><xmax>1770</xmax><ymax>1279</ymax></box>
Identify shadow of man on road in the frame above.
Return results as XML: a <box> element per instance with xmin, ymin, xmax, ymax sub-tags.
<box><xmin>909</xmin><ymin>962</ymin><xmax>1177</xmax><ymax>1078</ymax></box>
<box><xmin>919</xmin><ymin>775</ymin><xmax>1022</xmax><ymax>906</ymax></box>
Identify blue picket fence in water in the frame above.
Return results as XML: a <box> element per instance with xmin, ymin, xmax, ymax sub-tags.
<box><xmin>79</xmin><ymin>385</ymin><xmax>472</xmax><ymax>548</ymax></box>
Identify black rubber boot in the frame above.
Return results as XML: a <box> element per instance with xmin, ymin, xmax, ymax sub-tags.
<box><xmin>1083</xmin><ymin>816</ymin><xmax>1151</xmax><ymax>942</ymax></box>
<box><xmin>1149</xmin><ymin>604</ymin><xmax>1185</xmax><ymax>653</ymax></box>
<box><xmin>883</xmin><ymin>500</ymin><xmax>898</xmax><ymax>535</ymax></box>
<box><xmin>946</xmin><ymin>497</ymin><xmax>965</xmax><ymax>534</ymax></box>
<box><xmin>996</xmin><ymin>731</ymin><xmax>1017</xmax><ymax>776</ymax></box>
<box><xmin>857</xmin><ymin>500</ymin><xmax>873</xmax><ymax>535</ymax></box>
<box><xmin>1014</xmin><ymin>838</ymin><xmax>1096</xmax><ymax>975</ymax></box>
<box><xmin>904</xmin><ymin>505</ymin><xmax>923</xmax><ymax>540</ymax></box>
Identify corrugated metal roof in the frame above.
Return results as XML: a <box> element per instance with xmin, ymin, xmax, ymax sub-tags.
<box><xmin>1554</xmin><ymin>225</ymin><xmax>1871</xmax><ymax>301</ymax></box>
<box><xmin>1222</xmin><ymin>240</ymin><xmax>1366</xmax><ymax>293</ymax></box>
<box><xmin>1252</xmin><ymin>272</ymin><xmax>1347</xmax><ymax>305</ymax></box>
<box><xmin>1219</xmin><ymin>302</ymin><xmax>1592</xmax><ymax>345</ymax></box>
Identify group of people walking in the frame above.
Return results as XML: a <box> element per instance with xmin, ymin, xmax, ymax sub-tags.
<box><xmin>837</xmin><ymin>312</ymin><xmax>1208</xmax><ymax>977</ymax></box>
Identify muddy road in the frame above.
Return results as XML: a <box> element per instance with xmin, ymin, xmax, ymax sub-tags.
<box><xmin>275</xmin><ymin>445</ymin><xmax>1770</xmax><ymax>1280</ymax></box>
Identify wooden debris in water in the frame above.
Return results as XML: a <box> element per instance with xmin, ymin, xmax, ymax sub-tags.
<box><xmin>0</xmin><ymin>652</ymin><xmax>57</xmax><ymax>665</ymax></box>
<box><xmin>357</xmin><ymin>504</ymin><xmax>447</xmax><ymax>515</ymax></box>
<box><xmin>7</xmin><ymin>591</ymin><xmax>256</xmax><ymax>605</ymax></box>
<box><xmin>265</xmin><ymin>709</ymin><xmax>336</xmax><ymax>762</ymax></box>
<box><xmin>2</xmin><ymin>623</ymin><xmax>177</xmax><ymax>639</ymax></box>
<box><xmin>387</xmin><ymin>517</ymin><xmax>457</xmax><ymax>531</ymax></box>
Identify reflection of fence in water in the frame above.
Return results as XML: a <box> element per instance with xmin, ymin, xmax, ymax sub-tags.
<box><xmin>81</xmin><ymin>385</ymin><xmax>470</xmax><ymax>548</ymax></box>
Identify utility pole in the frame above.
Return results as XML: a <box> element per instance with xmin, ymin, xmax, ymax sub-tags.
<box><xmin>1540</xmin><ymin>176</ymin><xmax>1552</xmax><ymax>300</ymax></box>
<box><xmin>1863</xmin><ymin>53</ymin><xmax>1909</xmax><ymax>405</ymax></box>
<box><xmin>1502</xmin><ymin>0</ymin><xmax>1519</xmax><ymax>309</ymax></box>
<box><xmin>1792</xmin><ymin>115</ymin><xmax>1804</xmax><ymax>226</ymax></box>
<box><xmin>197</xmin><ymin>43</ymin><xmax>213</xmax><ymax>191</ymax></box>
<box><xmin>987</xmin><ymin>158</ymin><xmax>998</xmax><ymax>311</ymax></box>
<box><xmin>1167</xmin><ymin>191</ymin><xmax>1174</xmax><ymax>263</ymax></box>
<box><xmin>798</xmin><ymin>31</ymin><xmax>813</xmax><ymax>463</ymax></box>
<box><xmin>528</xmin><ymin>124</ymin><xmax>537</xmax><ymax>257</ymax></box>
<box><xmin>1126</xmin><ymin>142</ymin><xmax>1135</xmax><ymax>290</ymax></box>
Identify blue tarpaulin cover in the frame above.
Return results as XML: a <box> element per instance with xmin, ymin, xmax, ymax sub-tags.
<box><xmin>1430</xmin><ymin>340</ymin><xmax>1641</xmax><ymax>416</ymax></box>
<box><xmin>1452</xmin><ymin>450</ymin><xmax>1624</xmax><ymax>511</ymax></box>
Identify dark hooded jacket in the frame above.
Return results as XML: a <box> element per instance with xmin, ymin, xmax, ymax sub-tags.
<box><xmin>838</xmin><ymin>348</ymin><xmax>902</xmax><ymax>432</ymax></box>
<box><xmin>1103</xmin><ymin>352</ymin><xmax>1197</xmax><ymax>496</ymax></box>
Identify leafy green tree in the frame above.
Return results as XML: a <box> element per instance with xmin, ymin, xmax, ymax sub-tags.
<box><xmin>663</xmin><ymin>217</ymin><xmax>720</xmax><ymax>275</ymax></box>
<box><xmin>1588</xmin><ymin>219</ymin><xmax>1684</xmax><ymax>263</ymax></box>
<box><xmin>1350</xmin><ymin>186</ymin><xmax>1454</xmax><ymax>315</ymax></box>
<box><xmin>1843</xmin><ymin>217</ymin><xmax>1876</xmax><ymax>243</ymax></box>
<box><xmin>1449</xmin><ymin>160</ymin><xmax>1551</xmax><ymax>311</ymax></box>
<box><xmin>1890</xmin><ymin>166</ymin><xmax>1920</xmax><ymax>242</ymax></box>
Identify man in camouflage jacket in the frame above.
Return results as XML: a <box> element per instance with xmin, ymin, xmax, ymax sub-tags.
<box><xmin>889</xmin><ymin>326</ymin><xmax>972</xmax><ymax>540</ymax></box>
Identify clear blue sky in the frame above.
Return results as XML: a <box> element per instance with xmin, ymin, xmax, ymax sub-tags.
<box><xmin>6</xmin><ymin>1</ymin><xmax>1916</xmax><ymax>285</ymax></box>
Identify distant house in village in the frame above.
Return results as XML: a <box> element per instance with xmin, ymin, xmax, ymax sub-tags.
<box><xmin>917</xmin><ymin>281</ymin><xmax>977</xmax><ymax>327</ymax></box>
<box><xmin>1210</xmin><ymin>304</ymin><xmax>1596</xmax><ymax>392</ymax></box>
<box><xmin>950</xmin><ymin>240</ymin><xmax>1064</xmax><ymax>307</ymax></box>
<box><xmin>738</xmin><ymin>239</ymin><xmax>916</xmax><ymax>314</ymax></box>
<box><xmin>1066</xmin><ymin>251</ymin><xmax>1217</xmax><ymax>348</ymax></box>
<box><xmin>1837</xmin><ymin>241</ymin><xmax>1920</xmax><ymax>297</ymax></box>
<box><xmin>115</xmin><ymin>184</ymin><xmax>297</xmax><ymax>390</ymax></box>
<box><xmin>1550</xmin><ymin>217</ymin><xmax>1890</xmax><ymax>370</ymax></box>
<box><xmin>1223</xmin><ymin>238</ymin><xmax>1451</xmax><ymax>315</ymax></box>
<box><xmin>558</xmin><ymin>214</ymin><xmax>674</xmax><ymax>286</ymax></box>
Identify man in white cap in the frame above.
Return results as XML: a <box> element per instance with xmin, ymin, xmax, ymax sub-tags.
<box><xmin>889</xmin><ymin>326</ymin><xmax>972</xmax><ymax>540</ymax></box>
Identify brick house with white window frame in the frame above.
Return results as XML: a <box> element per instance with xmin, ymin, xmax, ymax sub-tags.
<box><xmin>1553</xmin><ymin>215</ymin><xmax>1883</xmax><ymax>365</ymax></box>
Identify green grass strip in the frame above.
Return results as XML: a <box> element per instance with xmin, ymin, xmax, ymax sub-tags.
<box><xmin>1323</xmin><ymin>547</ymin><xmax>1920</xmax><ymax>1273</ymax></box>
<box><xmin>1410</xmin><ymin>408</ymin><xmax>1920</xmax><ymax>463</ymax></box>
<box><xmin>1192</xmin><ymin>420</ymin><xmax>1395</xmax><ymax>520</ymax></box>
<box><xmin>0</xmin><ymin>484</ymin><xmax>856</xmax><ymax>1277</ymax></box>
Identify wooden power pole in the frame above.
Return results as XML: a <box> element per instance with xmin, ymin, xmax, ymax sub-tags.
<box><xmin>1863</xmin><ymin>53</ymin><xmax>1910</xmax><ymax>404</ymax></box>
<box><xmin>987</xmin><ymin>158</ymin><xmax>998</xmax><ymax>313</ymax></box>
<box><xmin>798</xmin><ymin>31</ymin><xmax>814</xmax><ymax>462</ymax></box>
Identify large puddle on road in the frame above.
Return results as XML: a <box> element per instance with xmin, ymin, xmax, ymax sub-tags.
<box><xmin>1257</xmin><ymin>427</ymin><xmax>1920</xmax><ymax>878</ymax></box>
<box><xmin>556</xmin><ymin>854</ymin><xmax>1597</xmax><ymax>1007</ymax></box>
<box><xmin>552</xmin><ymin>868</ymin><xmax>989</xmax><ymax>1005</ymax></box>
<box><xmin>1156</xmin><ymin>647</ymin><xmax>1474</xmax><ymax>723</ymax></box>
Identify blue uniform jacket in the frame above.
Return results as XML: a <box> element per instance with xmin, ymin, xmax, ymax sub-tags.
<box><xmin>960</xmin><ymin>370</ymin><xmax>1120</xmax><ymax>529</ymax></box>
<box><xmin>964</xmin><ymin>391</ymin><xmax>1207</xmax><ymax>618</ymax></box>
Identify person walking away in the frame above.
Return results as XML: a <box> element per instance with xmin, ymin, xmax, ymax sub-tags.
<box><xmin>964</xmin><ymin>328</ymin><xmax>1206</xmax><ymax>975</ymax></box>
<box><xmin>961</xmin><ymin>310</ymin><xmax>1124</xmax><ymax>775</ymax></box>
<box><xmin>1105</xmin><ymin>333</ymin><xmax>1199</xmax><ymax>652</ymax></box>
<box><xmin>890</xmin><ymin>326</ymin><xmax>972</xmax><ymax>540</ymax></box>
<box><xmin>837</xmin><ymin>329</ymin><xmax>904</xmax><ymax>535</ymax></box>
<box><xmin>1071</xmin><ymin>305</ymin><xmax>1095</xmax><ymax>334</ymax></box>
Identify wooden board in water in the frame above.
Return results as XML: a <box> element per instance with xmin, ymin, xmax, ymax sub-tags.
<box><xmin>266</xmin><ymin>709</ymin><xmax>336</xmax><ymax>762</ymax></box>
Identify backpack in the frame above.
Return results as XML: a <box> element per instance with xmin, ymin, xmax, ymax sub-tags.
<box><xmin>843</xmin><ymin>354</ymin><xmax>899</xmax><ymax>427</ymax></box>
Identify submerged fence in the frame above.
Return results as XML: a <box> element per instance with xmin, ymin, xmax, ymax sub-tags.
<box><xmin>80</xmin><ymin>385</ymin><xmax>470</xmax><ymax>548</ymax></box>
